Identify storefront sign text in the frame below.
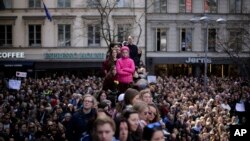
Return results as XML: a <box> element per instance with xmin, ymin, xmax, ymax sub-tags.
<box><xmin>44</xmin><ymin>53</ymin><xmax>105</xmax><ymax>59</ymax></box>
<box><xmin>185</xmin><ymin>57</ymin><xmax>212</xmax><ymax>64</ymax></box>
<box><xmin>0</xmin><ymin>52</ymin><xmax>25</xmax><ymax>59</ymax></box>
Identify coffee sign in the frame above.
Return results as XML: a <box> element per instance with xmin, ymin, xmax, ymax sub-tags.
<box><xmin>0</xmin><ymin>52</ymin><xmax>25</xmax><ymax>59</ymax></box>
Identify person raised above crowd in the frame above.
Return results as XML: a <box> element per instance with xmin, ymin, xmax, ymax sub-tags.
<box><xmin>126</xmin><ymin>36</ymin><xmax>141</xmax><ymax>67</ymax></box>
<box><xmin>116</xmin><ymin>46</ymin><xmax>135</xmax><ymax>93</ymax></box>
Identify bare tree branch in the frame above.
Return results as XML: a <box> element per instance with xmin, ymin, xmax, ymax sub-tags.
<box><xmin>216</xmin><ymin>24</ymin><xmax>250</xmax><ymax>78</ymax></box>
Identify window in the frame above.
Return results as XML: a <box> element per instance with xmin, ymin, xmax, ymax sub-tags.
<box><xmin>180</xmin><ymin>28</ymin><xmax>192</xmax><ymax>51</ymax></box>
<box><xmin>228</xmin><ymin>29</ymin><xmax>243</xmax><ymax>51</ymax></box>
<box><xmin>117</xmin><ymin>24</ymin><xmax>132</xmax><ymax>43</ymax></box>
<box><xmin>0</xmin><ymin>25</ymin><xmax>12</xmax><ymax>47</ymax></box>
<box><xmin>156</xmin><ymin>28</ymin><xmax>167</xmax><ymax>51</ymax></box>
<box><xmin>88</xmin><ymin>25</ymin><xmax>100</xmax><ymax>46</ymax></box>
<box><xmin>154</xmin><ymin>0</ymin><xmax>167</xmax><ymax>13</ymax></box>
<box><xmin>208</xmin><ymin>28</ymin><xmax>216</xmax><ymax>52</ymax></box>
<box><xmin>229</xmin><ymin>0</ymin><xmax>242</xmax><ymax>13</ymax></box>
<box><xmin>58</xmin><ymin>24</ymin><xmax>71</xmax><ymax>47</ymax></box>
<box><xmin>87</xmin><ymin>0</ymin><xmax>99</xmax><ymax>7</ymax></box>
<box><xmin>29</xmin><ymin>25</ymin><xmax>41</xmax><ymax>47</ymax></box>
<box><xmin>29</xmin><ymin>0</ymin><xmax>41</xmax><ymax>8</ymax></box>
<box><xmin>58</xmin><ymin>0</ymin><xmax>70</xmax><ymax>8</ymax></box>
<box><xmin>2</xmin><ymin>0</ymin><xmax>12</xmax><ymax>8</ymax></box>
<box><xmin>179</xmin><ymin>0</ymin><xmax>192</xmax><ymax>13</ymax></box>
<box><xmin>204</xmin><ymin>0</ymin><xmax>217</xmax><ymax>13</ymax></box>
<box><xmin>116</xmin><ymin>0</ymin><xmax>131</xmax><ymax>7</ymax></box>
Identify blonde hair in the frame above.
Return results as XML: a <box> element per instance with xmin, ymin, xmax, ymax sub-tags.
<box><xmin>133</xmin><ymin>101</ymin><xmax>148</xmax><ymax>113</ymax></box>
<box><xmin>139</xmin><ymin>88</ymin><xmax>151</xmax><ymax>99</ymax></box>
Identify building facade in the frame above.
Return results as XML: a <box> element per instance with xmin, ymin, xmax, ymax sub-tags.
<box><xmin>146</xmin><ymin>0</ymin><xmax>250</xmax><ymax>77</ymax></box>
<box><xmin>0</xmin><ymin>0</ymin><xmax>145</xmax><ymax>78</ymax></box>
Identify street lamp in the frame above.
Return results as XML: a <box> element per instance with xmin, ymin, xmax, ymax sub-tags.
<box><xmin>190</xmin><ymin>16</ymin><xmax>226</xmax><ymax>92</ymax></box>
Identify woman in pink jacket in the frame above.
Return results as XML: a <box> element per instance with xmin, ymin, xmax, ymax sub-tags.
<box><xmin>116</xmin><ymin>46</ymin><xmax>135</xmax><ymax>93</ymax></box>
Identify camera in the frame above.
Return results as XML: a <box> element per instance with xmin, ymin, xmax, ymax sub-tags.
<box><xmin>122</xmin><ymin>41</ymin><xmax>128</xmax><ymax>46</ymax></box>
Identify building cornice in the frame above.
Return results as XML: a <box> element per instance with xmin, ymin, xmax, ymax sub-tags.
<box><xmin>112</xmin><ymin>15</ymin><xmax>136</xmax><ymax>19</ymax></box>
<box><xmin>0</xmin><ymin>16</ymin><xmax>18</xmax><ymax>25</ymax></box>
<box><xmin>0</xmin><ymin>16</ymin><xmax>18</xmax><ymax>20</ymax></box>
<box><xmin>81</xmin><ymin>15</ymin><xmax>105</xmax><ymax>20</ymax></box>
<box><xmin>147</xmin><ymin>13</ymin><xmax>250</xmax><ymax>21</ymax></box>
<box><xmin>52</xmin><ymin>15</ymin><xmax>77</xmax><ymax>19</ymax></box>
<box><xmin>22</xmin><ymin>16</ymin><xmax>45</xmax><ymax>20</ymax></box>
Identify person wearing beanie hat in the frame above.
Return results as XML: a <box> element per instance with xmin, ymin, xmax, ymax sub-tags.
<box><xmin>120</xmin><ymin>46</ymin><xmax>130</xmax><ymax>52</ymax></box>
<box><xmin>116</xmin><ymin>46</ymin><xmax>135</xmax><ymax>93</ymax></box>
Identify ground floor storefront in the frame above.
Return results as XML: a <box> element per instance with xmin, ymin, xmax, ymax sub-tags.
<box><xmin>146</xmin><ymin>57</ymin><xmax>240</xmax><ymax>77</ymax></box>
<box><xmin>0</xmin><ymin>49</ymin><xmax>107</xmax><ymax>79</ymax></box>
<box><xmin>0</xmin><ymin>61</ymin><xmax>104</xmax><ymax>78</ymax></box>
<box><xmin>154</xmin><ymin>63</ymin><xmax>238</xmax><ymax>77</ymax></box>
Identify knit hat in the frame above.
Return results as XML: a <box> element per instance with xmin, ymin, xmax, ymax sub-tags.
<box><xmin>121</xmin><ymin>46</ymin><xmax>129</xmax><ymax>52</ymax></box>
<box><xmin>124</xmin><ymin>88</ymin><xmax>139</xmax><ymax>105</ymax></box>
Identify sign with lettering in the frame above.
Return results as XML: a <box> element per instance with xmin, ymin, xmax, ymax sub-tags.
<box><xmin>0</xmin><ymin>52</ymin><xmax>25</xmax><ymax>59</ymax></box>
<box><xmin>44</xmin><ymin>53</ymin><xmax>105</xmax><ymax>60</ymax></box>
<box><xmin>230</xmin><ymin>125</ymin><xmax>250</xmax><ymax>140</ymax></box>
<box><xmin>8</xmin><ymin>79</ymin><xmax>21</xmax><ymax>90</ymax></box>
<box><xmin>16</xmin><ymin>71</ymin><xmax>27</xmax><ymax>78</ymax></box>
<box><xmin>185</xmin><ymin>57</ymin><xmax>212</xmax><ymax>64</ymax></box>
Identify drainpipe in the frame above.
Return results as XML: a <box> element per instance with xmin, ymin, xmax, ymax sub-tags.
<box><xmin>145</xmin><ymin>0</ymin><xmax>148</xmax><ymax>73</ymax></box>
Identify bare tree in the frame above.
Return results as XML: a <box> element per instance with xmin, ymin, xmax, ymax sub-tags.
<box><xmin>85</xmin><ymin>0</ymin><xmax>148</xmax><ymax>49</ymax></box>
<box><xmin>216</xmin><ymin>22</ymin><xmax>250</xmax><ymax>78</ymax></box>
<box><xmin>87</xmin><ymin>0</ymin><xmax>116</xmax><ymax>46</ymax></box>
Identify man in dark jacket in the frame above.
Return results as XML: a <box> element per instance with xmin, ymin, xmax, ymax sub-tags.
<box><xmin>71</xmin><ymin>94</ymin><xmax>97</xmax><ymax>141</ymax></box>
<box><xmin>127</xmin><ymin>36</ymin><xmax>141</xmax><ymax>67</ymax></box>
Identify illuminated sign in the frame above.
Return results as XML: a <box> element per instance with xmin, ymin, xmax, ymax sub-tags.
<box><xmin>0</xmin><ymin>52</ymin><xmax>25</xmax><ymax>58</ymax></box>
<box><xmin>185</xmin><ymin>57</ymin><xmax>212</xmax><ymax>64</ymax></box>
<box><xmin>44</xmin><ymin>53</ymin><xmax>105</xmax><ymax>59</ymax></box>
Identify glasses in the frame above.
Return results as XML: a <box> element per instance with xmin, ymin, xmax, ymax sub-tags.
<box><xmin>144</xmin><ymin>111</ymin><xmax>156</xmax><ymax>116</ymax></box>
<box><xmin>148</xmin><ymin>112</ymin><xmax>157</xmax><ymax>116</ymax></box>
<box><xmin>147</xmin><ymin>122</ymin><xmax>162</xmax><ymax>129</ymax></box>
<box><xmin>84</xmin><ymin>100</ymin><xmax>93</xmax><ymax>103</ymax></box>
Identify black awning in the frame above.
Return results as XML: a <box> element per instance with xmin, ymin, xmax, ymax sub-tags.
<box><xmin>35</xmin><ymin>61</ymin><xmax>103</xmax><ymax>69</ymax></box>
<box><xmin>0</xmin><ymin>61</ymin><xmax>34</xmax><ymax>67</ymax></box>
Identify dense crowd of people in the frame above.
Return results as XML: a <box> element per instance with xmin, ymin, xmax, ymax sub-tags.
<box><xmin>0</xmin><ymin>36</ymin><xmax>249</xmax><ymax>141</ymax></box>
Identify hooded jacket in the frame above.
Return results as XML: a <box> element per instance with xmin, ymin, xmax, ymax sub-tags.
<box><xmin>116</xmin><ymin>46</ymin><xmax>135</xmax><ymax>84</ymax></box>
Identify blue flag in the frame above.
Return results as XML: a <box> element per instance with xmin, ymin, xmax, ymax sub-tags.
<box><xmin>43</xmin><ymin>1</ymin><xmax>52</xmax><ymax>22</ymax></box>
